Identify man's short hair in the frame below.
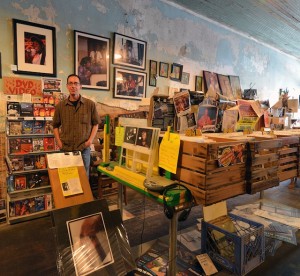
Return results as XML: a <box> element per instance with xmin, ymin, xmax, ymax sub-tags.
<box><xmin>67</xmin><ymin>74</ymin><xmax>81</xmax><ymax>83</ymax></box>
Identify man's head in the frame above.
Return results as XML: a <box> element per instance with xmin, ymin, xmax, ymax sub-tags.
<box><xmin>67</xmin><ymin>74</ymin><xmax>81</xmax><ymax>100</ymax></box>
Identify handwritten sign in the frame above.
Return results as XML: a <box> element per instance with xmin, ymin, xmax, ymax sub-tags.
<box><xmin>159</xmin><ymin>132</ymin><xmax>180</xmax><ymax>174</ymax></box>
<box><xmin>115</xmin><ymin>126</ymin><xmax>125</xmax><ymax>146</ymax></box>
<box><xmin>3</xmin><ymin>76</ymin><xmax>42</xmax><ymax>96</ymax></box>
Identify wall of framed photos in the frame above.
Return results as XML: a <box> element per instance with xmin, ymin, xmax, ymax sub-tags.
<box><xmin>0</xmin><ymin>0</ymin><xmax>299</xmax><ymax>109</ymax></box>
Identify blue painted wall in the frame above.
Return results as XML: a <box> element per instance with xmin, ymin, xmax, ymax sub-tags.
<box><xmin>0</xmin><ymin>0</ymin><xmax>299</xmax><ymax>105</ymax></box>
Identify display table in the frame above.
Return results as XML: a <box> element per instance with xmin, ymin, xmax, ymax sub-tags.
<box><xmin>97</xmin><ymin>163</ymin><xmax>192</xmax><ymax>276</ymax></box>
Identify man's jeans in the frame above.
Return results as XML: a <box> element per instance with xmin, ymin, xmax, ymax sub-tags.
<box><xmin>81</xmin><ymin>147</ymin><xmax>91</xmax><ymax>178</ymax></box>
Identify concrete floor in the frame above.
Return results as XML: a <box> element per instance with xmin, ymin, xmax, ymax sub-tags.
<box><xmin>0</xmin><ymin>180</ymin><xmax>300</xmax><ymax>275</ymax></box>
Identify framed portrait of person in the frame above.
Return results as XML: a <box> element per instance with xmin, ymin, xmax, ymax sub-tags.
<box><xmin>13</xmin><ymin>19</ymin><xmax>56</xmax><ymax>77</ymax></box>
<box><xmin>159</xmin><ymin>62</ymin><xmax>169</xmax><ymax>78</ymax></box>
<box><xmin>197</xmin><ymin>105</ymin><xmax>218</xmax><ymax>132</ymax></box>
<box><xmin>67</xmin><ymin>212</ymin><xmax>114</xmax><ymax>276</ymax></box>
<box><xmin>149</xmin><ymin>60</ymin><xmax>157</xmax><ymax>87</ymax></box>
<box><xmin>203</xmin><ymin>71</ymin><xmax>221</xmax><ymax>98</ymax></box>
<box><xmin>217</xmin><ymin>74</ymin><xmax>234</xmax><ymax>100</ymax></box>
<box><xmin>181</xmin><ymin>72</ymin><xmax>190</xmax><ymax>85</ymax></box>
<box><xmin>229</xmin><ymin>75</ymin><xmax>242</xmax><ymax>99</ymax></box>
<box><xmin>113</xmin><ymin>33</ymin><xmax>147</xmax><ymax>70</ymax></box>
<box><xmin>74</xmin><ymin>30</ymin><xmax>110</xmax><ymax>90</ymax></box>
<box><xmin>170</xmin><ymin>63</ymin><xmax>183</xmax><ymax>82</ymax></box>
<box><xmin>114</xmin><ymin>68</ymin><xmax>147</xmax><ymax>100</ymax></box>
<box><xmin>195</xmin><ymin>76</ymin><xmax>202</xmax><ymax>91</ymax></box>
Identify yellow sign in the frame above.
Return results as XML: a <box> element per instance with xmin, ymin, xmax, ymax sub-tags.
<box><xmin>58</xmin><ymin>166</ymin><xmax>83</xmax><ymax>197</ymax></box>
<box><xmin>159</xmin><ymin>132</ymin><xmax>180</xmax><ymax>174</ymax></box>
<box><xmin>115</xmin><ymin>126</ymin><xmax>125</xmax><ymax>146</ymax></box>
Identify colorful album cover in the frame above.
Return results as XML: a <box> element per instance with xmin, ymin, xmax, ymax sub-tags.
<box><xmin>35</xmin><ymin>155</ymin><xmax>47</xmax><ymax>169</ymax></box>
<box><xmin>11</xmin><ymin>156</ymin><xmax>24</xmax><ymax>171</ymax></box>
<box><xmin>23</xmin><ymin>155</ymin><xmax>35</xmax><ymax>170</ymax></box>
<box><xmin>35</xmin><ymin>196</ymin><xmax>45</xmax><ymax>212</ymax></box>
<box><xmin>40</xmin><ymin>173</ymin><xmax>50</xmax><ymax>186</ymax></box>
<box><xmin>7</xmin><ymin>102</ymin><xmax>20</xmax><ymax>117</ymax></box>
<box><xmin>45</xmin><ymin>121</ymin><xmax>54</xmax><ymax>134</ymax></box>
<box><xmin>44</xmin><ymin>104</ymin><xmax>54</xmax><ymax>117</ymax></box>
<box><xmin>33</xmin><ymin>103</ymin><xmax>45</xmax><ymax>117</ymax></box>
<box><xmin>27</xmin><ymin>173</ymin><xmax>42</xmax><ymax>189</ymax></box>
<box><xmin>33</xmin><ymin>120</ymin><xmax>45</xmax><ymax>134</ymax></box>
<box><xmin>14</xmin><ymin>176</ymin><xmax>27</xmax><ymax>190</ymax></box>
<box><xmin>21</xmin><ymin>120</ymin><xmax>34</xmax><ymax>134</ymax></box>
<box><xmin>43</xmin><ymin>91</ymin><xmax>55</xmax><ymax>104</ymax></box>
<box><xmin>28</xmin><ymin>198</ymin><xmax>36</xmax><ymax>213</ymax></box>
<box><xmin>44</xmin><ymin>137</ymin><xmax>55</xmax><ymax>151</ymax></box>
<box><xmin>33</xmin><ymin>137</ymin><xmax>44</xmax><ymax>151</ymax></box>
<box><xmin>20</xmin><ymin>138</ymin><xmax>33</xmax><ymax>153</ymax></box>
<box><xmin>9</xmin><ymin>138</ymin><xmax>21</xmax><ymax>154</ymax></box>
<box><xmin>124</xmin><ymin>126</ymin><xmax>138</xmax><ymax>144</ymax></box>
<box><xmin>20</xmin><ymin>103</ymin><xmax>33</xmax><ymax>117</ymax></box>
<box><xmin>8</xmin><ymin>121</ymin><xmax>22</xmax><ymax>135</ymax></box>
<box><xmin>136</xmin><ymin>128</ymin><xmax>153</xmax><ymax>148</ymax></box>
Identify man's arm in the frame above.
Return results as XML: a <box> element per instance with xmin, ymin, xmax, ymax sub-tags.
<box><xmin>53</xmin><ymin>128</ymin><xmax>63</xmax><ymax>149</ymax></box>
<box><xmin>85</xmin><ymin>124</ymin><xmax>98</xmax><ymax>148</ymax></box>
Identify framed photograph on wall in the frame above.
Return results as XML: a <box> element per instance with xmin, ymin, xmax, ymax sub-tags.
<box><xmin>114</xmin><ymin>68</ymin><xmax>147</xmax><ymax>100</ymax></box>
<box><xmin>195</xmin><ymin>76</ymin><xmax>202</xmax><ymax>91</ymax></box>
<box><xmin>113</xmin><ymin>33</ymin><xmax>147</xmax><ymax>70</ymax></box>
<box><xmin>159</xmin><ymin>62</ymin><xmax>169</xmax><ymax>78</ymax></box>
<box><xmin>181</xmin><ymin>72</ymin><xmax>190</xmax><ymax>85</ymax></box>
<box><xmin>170</xmin><ymin>63</ymin><xmax>183</xmax><ymax>82</ymax></box>
<box><xmin>13</xmin><ymin>19</ymin><xmax>56</xmax><ymax>77</ymax></box>
<box><xmin>149</xmin><ymin>60</ymin><xmax>157</xmax><ymax>87</ymax></box>
<box><xmin>75</xmin><ymin>30</ymin><xmax>110</xmax><ymax>90</ymax></box>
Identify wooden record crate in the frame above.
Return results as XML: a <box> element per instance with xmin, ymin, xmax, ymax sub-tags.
<box><xmin>245</xmin><ymin>139</ymin><xmax>282</xmax><ymax>194</ymax></box>
<box><xmin>176</xmin><ymin>138</ymin><xmax>247</xmax><ymax>206</ymax></box>
<box><xmin>276</xmin><ymin>136</ymin><xmax>299</xmax><ymax>181</ymax></box>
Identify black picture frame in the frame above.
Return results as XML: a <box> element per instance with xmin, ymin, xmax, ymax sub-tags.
<box><xmin>159</xmin><ymin>62</ymin><xmax>169</xmax><ymax>78</ymax></box>
<box><xmin>74</xmin><ymin>30</ymin><xmax>110</xmax><ymax>90</ymax></box>
<box><xmin>170</xmin><ymin>63</ymin><xmax>183</xmax><ymax>82</ymax></box>
<box><xmin>149</xmin><ymin>60</ymin><xmax>157</xmax><ymax>87</ymax></box>
<box><xmin>13</xmin><ymin>19</ymin><xmax>56</xmax><ymax>77</ymax></box>
<box><xmin>195</xmin><ymin>76</ymin><xmax>202</xmax><ymax>91</ymax></box>
<box><xmin>113</xmin><ymin>32</ymin><xmax>147</xmax><ymax>70</ymax></box>
<box><xmin>114</xmin><ymin>67</ymin><xmax>147</xmax><ymax>100</ymax></box>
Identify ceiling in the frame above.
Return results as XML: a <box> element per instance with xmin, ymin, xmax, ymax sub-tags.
<box><xmin>167</xmin><ymin>0</ymin><xmax>300</xmax><ymax>60</ymax></box>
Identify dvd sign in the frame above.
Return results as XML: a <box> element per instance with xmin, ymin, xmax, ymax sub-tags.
<box><xmin>3</xmin><ymin>76</ymin><xmax>42</xmax><ymax>95</ymax></box>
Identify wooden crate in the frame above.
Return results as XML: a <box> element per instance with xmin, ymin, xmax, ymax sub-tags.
<box><xmin>277</xmin><ymin>136</ymin><xmax>299</xmax><ymax>181</ymax></box>
<box><xmin>176</xmin><ymin>138</ymin><xmax>246</xmax><ymax>205</ymax></box>
<box><xmin>245</xmin><ymin>139</ymin><xmax>282</xmax><ymax>194</ymax></box>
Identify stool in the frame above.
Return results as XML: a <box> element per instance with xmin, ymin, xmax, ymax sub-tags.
<box><xmin>97</xmin><ymin>171</ymin><xmax>127</xmax><ymax>205</ymax></box>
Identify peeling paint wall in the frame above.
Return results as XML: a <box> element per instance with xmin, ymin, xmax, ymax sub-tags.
<box><xmin>0</xmin><ymin>0</ymin><xmax>299</xmax><ymax>106</ymax></box>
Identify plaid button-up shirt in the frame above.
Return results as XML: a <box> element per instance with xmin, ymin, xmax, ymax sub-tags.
<box><xmin>52</xmin><ymin>96</ymin><xmax>100</xmax><ymax>151</ymax></box>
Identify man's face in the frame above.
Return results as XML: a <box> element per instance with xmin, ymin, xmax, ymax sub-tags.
<box><xmin>67</xmin><ymin>76</ymin><xmax>81</xmax><ymax>98</ymax></box>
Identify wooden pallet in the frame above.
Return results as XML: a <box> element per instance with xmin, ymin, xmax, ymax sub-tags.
<box><xmin>245</xmin><ymin>139</ymin><xmax>282</xmax><ymax>194</ymax></box>
<box><xmin>176</xmin><ymin>139</ymin><xmax>246</xmax><ymax>205</ymax></box>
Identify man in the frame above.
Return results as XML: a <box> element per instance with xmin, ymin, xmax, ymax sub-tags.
<box><xmin>53</xmin><ymin>74</ymin><xmax>100</xmax><ymax>177</ymax></box>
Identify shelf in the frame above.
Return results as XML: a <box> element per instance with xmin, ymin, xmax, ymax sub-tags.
<box><xmin>7</xmin><ymin>134</ymin><xmax>54</xmax><ymax>138</ymax></box>
<box><xmin>7</xmin><ymin>116</ymin><xmax>53</xmax><ymax>121</ymax></box>
<box><xmin>8</xmin><ymin>150</ymin><xmax>60</xmax><ymax>156</ymax></box>
<box><xmin>8</xmin><ymin>185</ymin><xmax>52</xmax><ymax>195</ymax></box>
<box><xmin>8</xmin><ymin>210</ymin><xmax>50</xmax><ymax>224</ymax></box>
<box><xmin>9</xmin><ymin>168</ymin><xmax>48</xmax><ymax>175</ymax></box>
<box><xmin>8</xmin><ymin>190</ymin><xmax>52</xmax><ymax>201</ymax></box>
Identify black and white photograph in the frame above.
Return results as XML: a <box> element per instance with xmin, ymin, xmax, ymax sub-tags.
<box><xmin>124</xmin><ymin>126</ymin><xmax>138</xmax><ymax>144</ymax></box>
<box><xmin>113</xmin><ymin>33</ymin><xmax>147</xmax><ymax>70</ymax></box>
<box><xmin>75</xmin><ymin>30</ymin><xmax>110</xmax><ymax>90</ymax></box>
<box><xmin>67</xmin><ymin>212</ymin><xmax>114</xmax><ymax>276</ymax></box>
